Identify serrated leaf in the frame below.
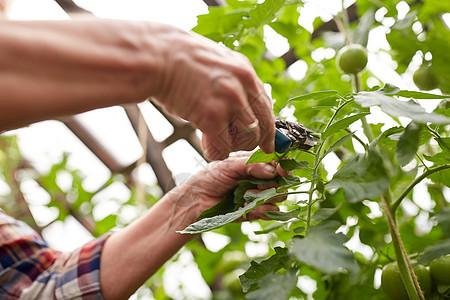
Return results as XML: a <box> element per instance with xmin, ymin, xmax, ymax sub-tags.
<box><xmin>244</xmin><ymin>0</ymin><xmax>287</xmax><ymax>28</ymax></box>
<box><xmin>263</xmin><ymin>208</ymin><xmax>301</xmax><ymax>221</ymax></box>
<box><xmin>436</xmin><ymin>207</ymin><xmax>450</xmax><ymax>237</ymax></box>
<box><xmin>96</xmin><ymin>214</ymin><xmax>117</xmax><ymax>234</ymax></box>
<box><xmin>193</xmin><ymin>7</ymin><xmax>248</xmax><ymax>41</ymax></box>
<box><xmin>354</xmin><ymin>91</ymin><xmax>450</xmax><ymax>124</ymax></box>
<box><xmin>245</xmin><ymin>269</ymin><xmax>297</xmax><ymax>300</ymax></box>
<box><xmin>278</xmin><ymin>175</ymin><xmax>302</xmax><ymax>186</ymax></box>
<box><xmin>353</xmin><ymin>8</ymin><xmax>375</xmax><ymax>47</ymax></box>
<box><xmin>436</xmin><ymin>137</ymin><xmax>450</xmax><ymax>153</ymax></box>
<box><xmin>198</xmin><ymin>189</ymin><xmax>235</xmax><ymax>219</ymax></box>
<box><xmin>395</xmin><ymin>90</ymin><xmax>449</xmax><ymax>99</ymax></box>
<box><xmin>288</xmin><ymin>90</ymin><xmax>339</xmax><ymax>102</ymax></box>
<box><xmin>311</xmin><ymin>205</ymin><xmax>341</xmax><ymax>223</ymax></box>
<box><xmin>322</xmin><ymin>113</ymin><xmax>369</xmax><ymax>140</ymax></box>
<box><xmin>279</xmin><ymin>159</ymin><xmax>309</xmax><ymax>171</ymax></box>
<box><xmin>417</xmin><ymin>238</ymin><xmax>450</xmax><ymax>265</ymax></box>
<box><xmin>370</xmin><ymin>126</ymin><xmax>403</xmax><ymax>150</ymax></box>
<box><xmin>396</xmin><ymin>122</ymin><xmax>422</xmax><ymax>166</ymax></box>
<box><xmin>254</xmin><ymin>222</ymin><xmax>284</xmax><ymax>234</ymax></box>
<box><xmin>323</xmin><ymin>132</ymin><xmax>353</xmax><ymax>157</ymax></box>
<box><xmin>290</xmin><ymin>221</ymin><xmax>359</xmax><ymax>276</ymax></box>
<box><xmin>234</xmin><ymin>180</ymin><xmax>257</xmax><ymax>209</ymax></box>
<box><xmin>247</xmin><ymin>149</ymin><xmax>280</xmax><ymax>164</ymax></box>
<box><xmin>327</xmin><ymin>150</ymin><xmax>390</xmax><ymax>203</ymax></box>
<box><xmin>179</xmin><ymin>188</ymin><xmax>279</xmax><ymax>234</ymax></box>
<box><xmin>239</xmin><ymin>247</ymin><xmax>290</xmax><ymax>292</ymax></box>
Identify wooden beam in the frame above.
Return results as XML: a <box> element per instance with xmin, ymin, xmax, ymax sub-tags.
<box><xmin>123</xmin><ymin>105</ymin><xmax>175</xmax><ymax>194</ymax></box>
<box><xmin>63</xmin><ymin>117</ymin><xmax>126</xmax><ymax>173</ymax></box>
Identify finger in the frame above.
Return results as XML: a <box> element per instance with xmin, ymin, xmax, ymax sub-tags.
<box><xmin>228</xmin><ymin>54</ymin><xmax>275</xmax><ymax>154</ymax></box>
<box><xmin>228</xmin><ymin>110</ymin><xmax>261</xmax><ymax>152</ymax></box>
<box><xmin>247</xmin><ymin>88</ymin><xmax>275</xmax><ymax>154</ymax></box>
<box><xmin>202</xmin><ymin>133</ymin><xmax>232</xmax><ymax>161</ymax></box>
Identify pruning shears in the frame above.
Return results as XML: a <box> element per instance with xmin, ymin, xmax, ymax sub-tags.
<box><xmin>274</xmin><ymin>118</ymin><xmax>318</xmax><ymax>153</ymax></box>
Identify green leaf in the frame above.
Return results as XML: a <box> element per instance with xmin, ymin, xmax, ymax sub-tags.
<box><xmin>198</xmin><ymin>189</ymin><xmax>235</xmax><ymax>219</ymax></box>
<box><xmin>254</xmin><ymin>222</ymin><xmax>284</xmax><ymax>234</ymax></box>
<box><xmin>247</xmin><ymin>149</ymin><xmax>280</xmax><ymax>164</ymax></box>
<box><xmin>279</xmin><ymin>159</ymin><xmax>309</xmax><ymax>171</ymax></box>
<box><xmin>311</xmin><ymin>205</ymin><xmax>341</xmax><ymax>223</ymax></box>
<box><xmin>194</xmin><ymin>7</ymin><xmax>248</xmax><ymax>41</ymax></box>
<box><xmin>417</xmin><ymin>239</ymin><xmax>450</xmax><ymax>265</ymax></box>
<box><xmin>179</xmin><ymin>188</ymin><xmax>279</xmax><ymax>234</ymax></box>
<box><xmin>244</xmin><ymin>0</ymin><xmax>287</xmax><ymax>28</ymax></box>
<box><xmin>96</xmin><ymin>214</ymin><xmax>117</xmax><ymax>234</ymax></box>
<box><xmin>396</xmin><ymin>122</ymin><xmax>422</xmax><ymax>166</ymax></box>
<box><xmin>436</xmin><ymin>137</ymin><xmax>450</xmax><ymax>154</ymax></box>
<box><xmin>263</xmin><ymin>208</ymin><xmax>301</xmax><ymax>221</ymax></box>
<box><xmin>239</xmin><ymin>247</ymin><xmax>290</xmax><ymax>292</ymax></box>
<box><xmin>327</xmin><ymin>150</ymin><xmax>390</xmax><ymax>203</ymax></box>
<box><xmin>353</xmin><ymin>8</ymin><xmax>375</xmax><ymax>47</ymax></box>
<box><xmin>323</xmin><ymin>132</ymin><xmax>353</xmax><ymax>158</ymax></box>
<box><xmin>370</xmin><ymin>126</ymin><xmax>403</xmax><ymax>150</ymax></box>
<box><xmin>322</xmin><ymin>113</ymin><xmax>369</xmax><ymax>140</ymax></box>
<box><xmin>288</xmin><ymin>90</ymin><xmax>339</xmax><ymax>102</ymax></box>
<box><xmin>395</xmin><ymin>90</ymin><xmax>449</xmax><ymax>99</ymax></box>
<box><xmin>354</xmin><ymin>90</ymin><xmax>450</xmax><ymax>124</ymax></box>
<box><xmin>290</xmin><ymin>221</ymin><xmax>360</xmax><ymax>276</ymax></box>
<box><xmin>245</xmin><ymin>269</ymin><xmax>297</xmax><ymax>300</ymax></box>
<box><xmin>233</xmin><ymin>180</ymin><xmax>257</xmax><ymax>209</ymax></box>
<box><xmin>436</xmin><ymin>207</ymin><xmax>450</xmax><ymax>237</ymax></box>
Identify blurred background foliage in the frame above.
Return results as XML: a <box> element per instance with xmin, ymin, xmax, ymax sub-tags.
<box><xmin>1</xmin><ymin>0</ymin><xmax>449</xmax><ymax>299</ymax></box>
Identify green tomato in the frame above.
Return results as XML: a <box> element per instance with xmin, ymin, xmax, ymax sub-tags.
<box><xmin>336</xmin><ymin>44</ymin><xmax>368</xmax><ymax>74</ymax></box>
<box><xmin>430</xmin><ymin>255</ymin><xmax>450</xmax><ymax>285</ymax></box>
<box><xmin>413</xmin><ymin>66</ymin><xmax>438</xmax><ymax>91</ymax></box>
<box><xmin>381</xmin><ymin>262</ymin><xmax>432</xmax><ymax>300</ymax></box>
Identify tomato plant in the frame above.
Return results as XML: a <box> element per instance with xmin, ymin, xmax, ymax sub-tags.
<box><xmin>179</xmin><ymin>0</ymin><xmax>450</xmax><ymax>299</ymax></box>
<box><xmin>2</xmin><ymin>0</ymin><xmax>449</xmax><ymax>299</ymax></box>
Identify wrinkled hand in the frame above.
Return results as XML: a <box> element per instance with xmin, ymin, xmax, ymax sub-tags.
<box><xmin>172</xmin><ymin>153</ymin><xmax>288</xmax><ymax>221</ymax></box>
<box><xmin>151</xmin><ymin>28</ymin><xmax>275</xmax><ymax>160</ymax></box>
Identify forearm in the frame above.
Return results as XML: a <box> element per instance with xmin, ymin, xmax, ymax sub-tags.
<box><xmin>0</xmin><ymin>19</ymin><xmax>171</xmax><ymax>131</ymax></box>
<box><xmin>99</xmin><ymin>184</ymin><xmax>207</xmax><ymax>300</ymax></box>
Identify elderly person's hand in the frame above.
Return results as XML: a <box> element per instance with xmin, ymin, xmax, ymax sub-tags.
<box><xmin>150</xmin><ymin>29</ymin><xmax>275</xmax><ymax>160</ymax></box>
<box><xmin>100</xmin><ymin>153</ymin><xmax>287</xmax><ymax>300</ymax></box>
<box><xmin>168</xmin><ymin>153</ymin><xmax>288</xmax><ymax>222</ymax></box>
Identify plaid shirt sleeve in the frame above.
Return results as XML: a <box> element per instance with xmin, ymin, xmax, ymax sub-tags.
<box><xmin>0</xmin><ymin>211</ymin><xmax>111</xmax><ymax>300</ymax></box>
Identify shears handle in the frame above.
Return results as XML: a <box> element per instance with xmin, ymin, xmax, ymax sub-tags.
<box><xmin>274</xmin><ymin>129</ymin><xmax>292</xmax><ymax>153</ymax></box>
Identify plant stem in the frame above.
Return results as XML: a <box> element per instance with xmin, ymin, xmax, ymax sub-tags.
<box><xmin>351</xmin><ymin>74</ymin><xmax>375</xmax><ymax>143</ymax></box>
<box><xmin>391</xmin><ymin>164</ymin><xmax>450</xmax><ymax>212</ymax></box>
<box><xmin>381</xmin><ymin>194</ymin><xmax>424</xmax><ymax>300</ymax></box>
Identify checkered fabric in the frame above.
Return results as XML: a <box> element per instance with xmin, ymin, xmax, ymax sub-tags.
<box><xmin>0</xmin><ymin>211</ymin><xmax>110</xmax><ymax>299</ymax></box>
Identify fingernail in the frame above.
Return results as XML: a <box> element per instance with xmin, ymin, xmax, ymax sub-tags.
<box><xmin>264</xmin><ymin>165</ymin><xmax>275</xmax><ymax>174</ymax></box>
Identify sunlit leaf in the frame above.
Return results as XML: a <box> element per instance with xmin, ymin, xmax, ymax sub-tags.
<box><xmin>396</xmin><ymin>122</ymin><xmax>422</xmax><ymax>166</ymax></box>
<box><xmin>240</xmin><ymin>247</ymin><xmax>290</xmax><ymax>292</ymax></box>
<box><xmin>179</xmin><ymin>188</ymin><xmax>279</xmax><ymax>234</ymax></box>
<box><xmin>245</xmin><ymin>269</ymin><xmax>297</xmax><ymax>300</ymax></box>
<box><xmin>327</xmin><ymin>150</ymin><xmax>390</xmax><ymax>203</ymax></box>
<box><xmin>263</xmin><ymin>208</ymin><xmax>301</xmax><ymax>221</ymax></box>
<box><xmin>354</xmin><ymin>91</ymin><xmax>450</xmax><ymax>124</ymax></box>
<box><xmin>322</xmin><ymin>113</ymin><xmax>369</xmax><ymax>140</ymax></box>
<box><xmin>290</xmin><ymin>221</ymin><xmax>360</xmax><ymax>276</ymax></box>
<box><xmin>288</xmin><ymin>90</ymin><xmax>339</xmax><ymax>102</ymax></box>
<box><xmin>279</xmin><ymin>159</ymin><xmax>309</xmax><ymax>171</ymax></box>
<box><xmin>247</xmin><ymin>149</ymin><xmax>280</xmax><ymax>164</ymax></box>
